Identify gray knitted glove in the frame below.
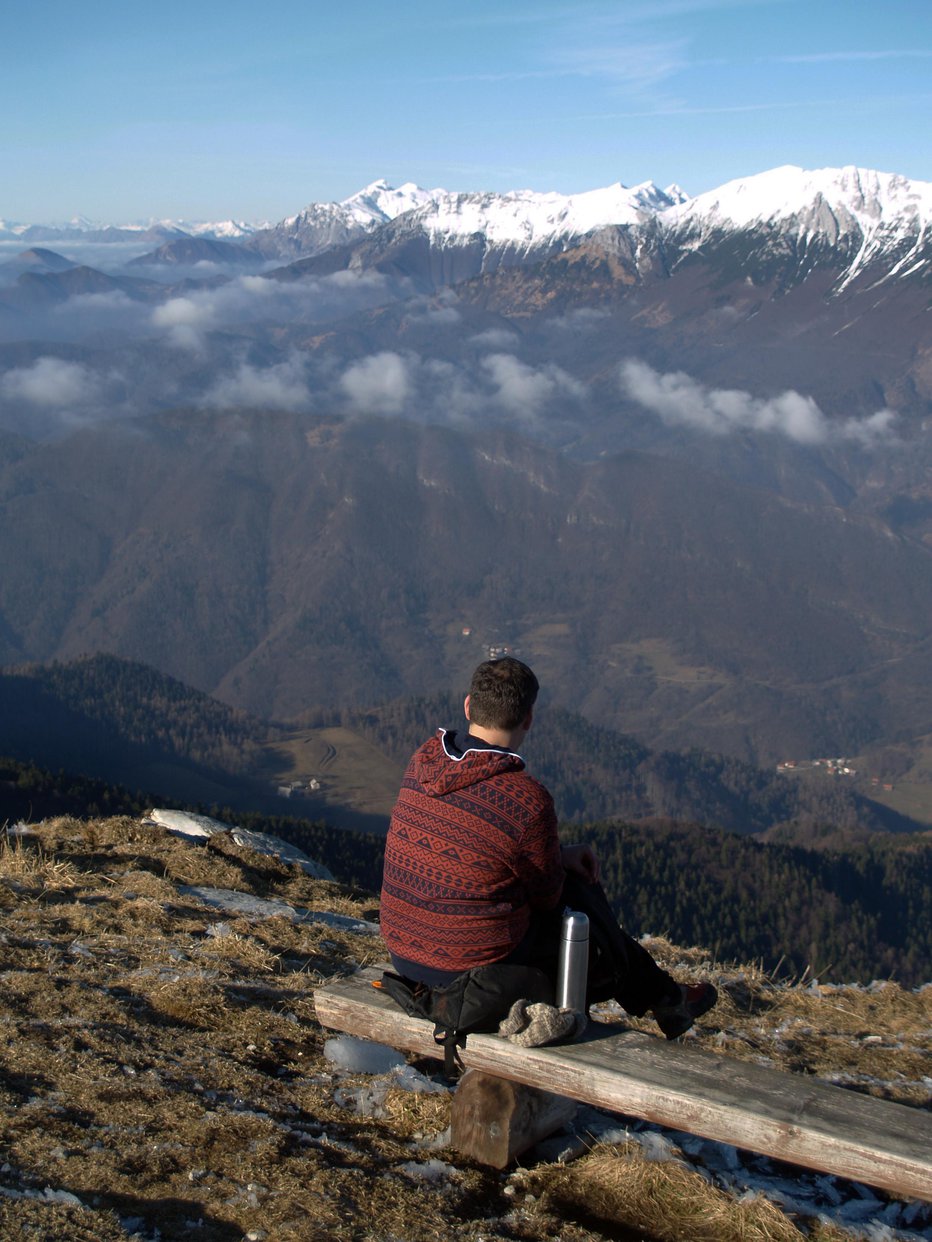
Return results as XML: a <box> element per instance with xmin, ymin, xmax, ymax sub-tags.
<box><xmin>501</xmin><ymin>1002</ymin><xmax>587</xmax><ymax>1047</ymax></box>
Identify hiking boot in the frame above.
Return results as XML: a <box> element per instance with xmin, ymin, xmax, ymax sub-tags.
<box><xmin>651</xmin><ymin>982</ymin><xmax>718</xmax><ymax>1039</ymax></box>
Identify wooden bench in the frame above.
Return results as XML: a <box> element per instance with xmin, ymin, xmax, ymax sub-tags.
<box><xmin>314</xmin><ymin>966</ymin><xmax>932</xmax><ymax>1202</ymax></box>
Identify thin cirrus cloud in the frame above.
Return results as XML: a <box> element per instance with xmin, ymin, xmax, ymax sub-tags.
<box><xmin>619</xmin><ymin>359</ymin><xmax>897</xmax><ymax>446</ymax></box>
<box><xmin>776</xmin><ymin>50</ymin><xmax>932</xmax><ymax>64</ymax></box>
<box><xmin>551</xmin><ymin>39</ymin><xmax>688</xmax><ymax>90</ymax></box>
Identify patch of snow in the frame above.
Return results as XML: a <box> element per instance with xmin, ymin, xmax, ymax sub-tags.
<box><xmin>396</xmin><ymin>1158</ymin><xmax>455</xmax><ymax>1184</ymax></box>
<box><xmin>7</xmin><ymin>822</ymin><xmax>38</xmax><ymax>837</ymax></box>
<box><xmin>631</xmin><ymin>1129</ymin><xmax>685</xmax><ymax>1164</ymax></box>
<box><xmin>392</xmin><ymin>1065</ymin><xmax>449</xmax><ymax>1095</ymax></box>
<box><xmin>0</xmin><ymin>1185</ymin><xmax>84</xmax><ymax>1207</ymax></box>
<box><xmin>323</xmin><ymin>1036</ymin><xmax>406</xmax><ymax>1075</ymax></box>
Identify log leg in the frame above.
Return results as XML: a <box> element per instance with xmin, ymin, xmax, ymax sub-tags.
<box><xmin>451</xmin><ymin>1068</ymin><xmax>577</xmax><ymax>1168</ymax></box>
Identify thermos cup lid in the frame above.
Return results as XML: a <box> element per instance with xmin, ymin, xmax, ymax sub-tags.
<box><xmin>562</xmin><ymin>910</ymin><xmax>590</xmax><ymax>940</ymax></box>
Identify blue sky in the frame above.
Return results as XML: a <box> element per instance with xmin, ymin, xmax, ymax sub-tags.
<box><xmin>4</xmin><ymin>0</ymin><xmax>931</xmax><ymax>223</ymax></box>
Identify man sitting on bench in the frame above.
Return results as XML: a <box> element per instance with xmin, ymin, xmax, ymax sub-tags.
<box><xmin>380</xmin><ymin>656</ymin><xmax>717</xmax><ymax>1039</ymax></box>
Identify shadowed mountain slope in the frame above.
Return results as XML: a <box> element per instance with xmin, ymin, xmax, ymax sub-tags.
<box><xmin>2</xmin><ymin>413</ymin><xmax>932</xmax><ymax>764</ymax></box>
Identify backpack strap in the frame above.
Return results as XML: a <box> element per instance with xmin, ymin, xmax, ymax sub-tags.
<box><xmin>376</xmin><ymin>971</ymin><xmax>434</xmax><ymax>1020</ymax></box>
<box><xmin>434</xmin><ymin>1026</ymin><xmax>466</xmax><ymax>1078</ymax></box>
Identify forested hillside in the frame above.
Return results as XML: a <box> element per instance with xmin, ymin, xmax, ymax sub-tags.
<box><xmin>6</xmin><ymin>653</ymin><xmax>919</xmax><ymax>840</ymax></box>
<box><xmin>4</xmin><ymin>656</ymin><xmax>929</xmax><ymax>984</ymax></box>
<box><xmin>0</xmin><ymin>655</ymin><xmax>273</xmax><ymax>804</ymax></box>
<box><xmin>579</xmin><ymin>819</ymin><xmax>932</xmax><ymax>988</ymax></box>
<box><xmin>3</xmin><ymin>754</ymin><xmax>930</xmax><ymax>984</ymax></box>
<box><xmin>345</xmin><ymin>695</ymin><xmax>918</xmax><ymax>839</ymax></box>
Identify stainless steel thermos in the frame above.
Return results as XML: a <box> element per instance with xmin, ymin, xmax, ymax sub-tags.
<box><xmin>556</xmin><ymin>909</ymin><xmax>589</xmax><ymax>1013</ymax></box>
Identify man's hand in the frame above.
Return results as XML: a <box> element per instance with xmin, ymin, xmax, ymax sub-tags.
<box><xmin>560</xmin><ymin>842</ymin><xmax>600</xmax><ymax>884</ymax></box>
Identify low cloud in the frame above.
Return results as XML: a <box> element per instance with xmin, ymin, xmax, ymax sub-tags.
<box><xmin>544</xmin><ymin>307</ymin><xmax>610</xmax><ymax>334</ymax></box>
<box><xmin>839</xmin><ymin>408</ymin><xmax>898</xmax><ymax>446</ymax></box>
<box><xmin>1</xmin><ymin>357</ymin><xmax>101</xmax><ymax>407</ymax></box>
<box><xmin>482</xmin><ymin>353</ymin><xmax>587</xmax><ymax>419</ymax></box>
<box><xmin>469</xmin><ymin>327</ymin><xmax>521</xmax><ymax>350</ymax></box>
<box><xmin>149</xmin><ymin>269</ymin><xmax>403</xmax><ymax>352</ymax></box>
<box><xmin>201</xmin><ymin>355</ymin><xmax>312</xmax><ymax>412</ymax></box>
<box><xmin>416</xmin><ymin>304</ymin><xmax>461</xmax><ymax>326</ymax></box>
<box><xmin>341</xmin><ymin>351</ymin><xmax>412</xmax><ymax>415</ymax></box>
<box><xmin>152</xmin><ymin>297</ymin><xmax>213</xmax><ymax>330</ymax></box>
<box><xmin>337</xmin><ymin>349</ymin><xmax>587</xmax><ymax>428</ymax></box>
<box><xmin>620</xmin><ymin>359</ymin><xmax>897</xmax><ymax>446</ymax></box>
<box><xmin>151</xmin><ymin>296</ymin><xmax>216</xmax><ymax>351</ymax></box>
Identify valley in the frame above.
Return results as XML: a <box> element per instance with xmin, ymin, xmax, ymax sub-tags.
<box><xmin>2</xmin><ymin>164</ymin><xmax>932</xmax><ymax>843</ymax></box>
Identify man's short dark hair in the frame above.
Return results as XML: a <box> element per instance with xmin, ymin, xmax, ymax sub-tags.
<box><xmin>468</xmin><ymin>657</ymin><xmax>539</xmax><ymax>730</ymax></box>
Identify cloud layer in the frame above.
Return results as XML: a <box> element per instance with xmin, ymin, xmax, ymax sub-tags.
<box><xmin>619</xmin><ymin>359</ymin><xmax>897</xmax><ymax>446</ymax></box>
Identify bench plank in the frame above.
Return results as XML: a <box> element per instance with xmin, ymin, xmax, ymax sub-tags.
<box><xmin>314</xmin><ymin>967</ymin><xmax>932</xmax><ymax>1202</ymax></box>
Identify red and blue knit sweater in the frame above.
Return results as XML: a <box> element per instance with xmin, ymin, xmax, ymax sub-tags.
<box><xmin>380</xmin><ymin>729</ymin><xmax>564</xmax><ymax>977</ymax></box>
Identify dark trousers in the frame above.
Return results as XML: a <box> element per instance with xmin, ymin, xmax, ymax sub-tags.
<box><xmin>511</xmin><ymin>874</ymin><xmax>676</xmax><ymax>1016</ymax></box>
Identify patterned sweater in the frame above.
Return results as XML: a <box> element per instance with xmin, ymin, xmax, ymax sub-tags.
<box><xmin>380</xmin><ymin>729</ymin><xmax>565</xmax><ymax>975</ymax></box>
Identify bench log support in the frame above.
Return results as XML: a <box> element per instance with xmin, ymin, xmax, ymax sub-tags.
<box><xmin>315</xmin><ymin>968</ymin><xmax>932</xmax><ymax>1201</ymax></box>
<box><xmin>451</xmin><ymin>1069</ymin><xmax>577</xmax><ymax>1168</ymax></box>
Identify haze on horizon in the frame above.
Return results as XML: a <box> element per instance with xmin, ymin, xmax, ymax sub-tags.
<box><xmin>3</xmin><ymin>0</ymin><xmax>931</xmax><ymax>225</ymax></box>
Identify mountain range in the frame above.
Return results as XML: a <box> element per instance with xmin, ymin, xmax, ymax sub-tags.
<box><xmin>1</xmin><ymin>164</ymin><xmax>931</xmax><ymax>785</ymax></box>
<box><xmin>6</xmin><ymin>165</ymin><xmax>930</xmax><ymax>280</ymax></box>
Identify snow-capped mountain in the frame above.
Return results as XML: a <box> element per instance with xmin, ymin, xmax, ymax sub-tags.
<box><xmin>664</xmin><ymin>165</ymin><xmax>932</xmax><ymax>288</ymax></box>
<box><xmin>390</xmin><ymin>180</ymin><xmax>687</xmax><ymax>247</ymax></box>
<box><xmin>339</xmin><ymin>179</ymin><xmax>436</xmax><ymax>228</ymax></box>
<box><xmin>6</xmin><ymin>165</ymin><xmax>931</xmax><ymax>288</ymax></box>
<box><xmin>171</xmin><ymin>218</ymin><xmax>263</xmax><ymax>240</ymax></box>
<box><xmin>667</xmin><ymin>165</ymin><xmax>932</xmax><ymax>234</ymax></box>
<box><xmin>0</xmin><ymin>216</ymin><xmax>261</xmax><ymax>245</ymax></box>
<box><xmin>251</xmin><ymin>165</ymin><xmax>931</xmax><ymax>291</ymax></box>
<box><xmin>247</xmin><ymin>180</ymin><xmax>437</xmax><ymax>259</ymax></box>
<box><xmin>250</xmin><ymin>177</ymin><xmax>689</xmax><ymax>260</ymax></box>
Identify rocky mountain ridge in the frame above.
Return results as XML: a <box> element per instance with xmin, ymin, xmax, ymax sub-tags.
<box><xmin>7</xmin><ymin>165</ymin><xmax>930</xmax><ymax>288</ymax></box>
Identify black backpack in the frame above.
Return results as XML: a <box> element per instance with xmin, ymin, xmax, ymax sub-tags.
<box><xmin>378</xmin><ymin>963</ymin><xmax>554</xmax><ymax>1076</ymax></box>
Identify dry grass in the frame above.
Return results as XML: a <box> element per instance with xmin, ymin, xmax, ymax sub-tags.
<box><xmin>0</xmin><ymin>832</ymin><xmax>80</xmax><ymax>890</ymax></box>
<box><xmin>0</xmin><ymin>817</ymin><xmax>928</xmax><ymax>1242</ymax></box>
<box><xmin>611</xmin><ymin>936</ymin><xmax>932</xmax><ymax>1111</ymax></box>
<box><xmin>525</xmin><ymin>1144</ymin><xmax>853</xmax><ymax>1242</ymax></box>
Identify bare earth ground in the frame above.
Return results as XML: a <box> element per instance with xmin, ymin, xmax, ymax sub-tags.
<box><xmin>1</xmin><ymin>817</ymin><xmax>930</xmax><ymax>1242</ymax></box>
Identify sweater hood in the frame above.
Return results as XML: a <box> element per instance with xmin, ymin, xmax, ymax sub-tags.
<box><xmin>413</xmin><ymin>729</ymin><xmax>526</xmax><ymax>796</ymax></box>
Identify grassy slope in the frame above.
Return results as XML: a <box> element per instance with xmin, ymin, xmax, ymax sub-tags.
<box><xmin>1</xmin><ymin>818</ymin><xmax>930</xmax><ymax>1242</ymax></box>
